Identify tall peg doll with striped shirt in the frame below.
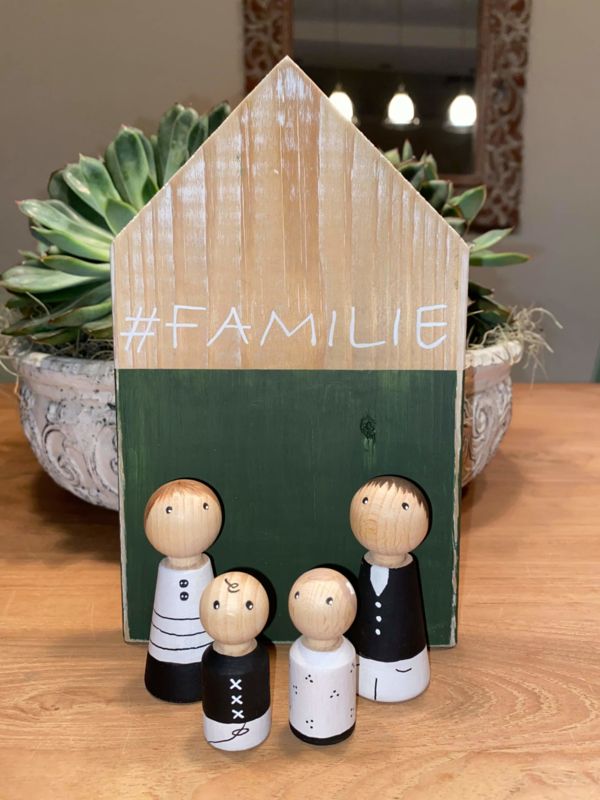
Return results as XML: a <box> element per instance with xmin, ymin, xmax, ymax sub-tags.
<box><xmin>143</xmin><ymin>479</ymin><xmax>222</xmax><ymax>703</ymax></box>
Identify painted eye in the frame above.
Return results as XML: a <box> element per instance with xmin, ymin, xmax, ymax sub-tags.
<box><xmin>402</xmin><ymin>502</ymin><xmax>410</xmax><ymax>510</ymax></box>
<box><xmin>362</xmin><ymin>497</ymin><xmax>369</xmax><ymax>505</ymax></box>
<box><xmin>203</xmin><ymin>502</ymin><xmax>209</xmax><ymax>510</ymax></box>
<box><xmin>294</xmin><ymin>591</ymin><xmax>300</xmax><ymax>599</ymax></box>
<box><xmin>246</xmin><ymin>600</ymin><xmax>254</xmax><ymax>610</ymax></box>
<box><xmin>165</xmin><ymin>506</ymin><xmax>173</xmax><ymax>514</ymax></box>
<box><xmin>326</xmin><ymin>597</ymin><xmax>334</xmax><ymax>606</ymax></box>
<box><xmin>213</xmin><ymin>600</ymin><xmax>220</xmax><ymax>609</ymax></box>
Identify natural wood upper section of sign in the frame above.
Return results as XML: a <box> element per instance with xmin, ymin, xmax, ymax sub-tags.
<box><xmin>112</xmin><ymin>57</ymin><xmax>469</xmax><ymax>371</ymax></box>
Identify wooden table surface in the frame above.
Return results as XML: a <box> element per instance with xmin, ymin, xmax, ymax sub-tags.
<box><xmin>1</xmin><ymin>383</ymin><xmax>599</xmax><ymax>799</ymax></box>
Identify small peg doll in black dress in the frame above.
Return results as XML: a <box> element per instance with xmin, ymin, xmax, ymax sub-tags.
<box><xmin>200</xmin><ymin>571</ymin><xmax>271</xmax><ymax>751</ymax></box>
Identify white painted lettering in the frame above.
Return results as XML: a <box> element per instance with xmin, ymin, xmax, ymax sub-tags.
<box><xmin>327</xmin><ymin>310</ymin><xmax>337</xmax><ymax>348</ymax></box>
<box><xmin>349</xmin><ymin>306</ymin><xmax>386</xmax><ymax>349</ymax></box>
<box><xmin>392</xmin><ymin>308</ymin><xmax>401</xmax><ymax>346</ymax></box>
<box><xmin>259</xmin><ymin>310</ymin><xmax>317</xmax><ymax>347</ymax></box>
<box><xmin>416</xmin><ymin>304</ymin><xmax>448</xmax><ymax>350</ymax></box>
<box><xmin>207</xmin><ymin>306</ymin><xmax>251</xmax><ymax>347</ymax></box>
<box><xmin>165</xmin><ymin>305</ymin><xmax>207</xmax><ymax>349</ymax></box>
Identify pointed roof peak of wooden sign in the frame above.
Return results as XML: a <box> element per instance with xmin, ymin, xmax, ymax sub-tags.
<box><xmin>112</xmin><ymin>56</ymin><xmax>469</xmax><ymax>372</ymax></box>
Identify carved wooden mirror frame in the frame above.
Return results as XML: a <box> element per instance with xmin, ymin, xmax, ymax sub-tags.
<box><xmin>243</xmin><ymin>0</ymin><xmax>531</xmax><ymax>229</ymax></box>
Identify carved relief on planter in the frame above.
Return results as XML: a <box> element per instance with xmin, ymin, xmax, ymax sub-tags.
<box><xmin>16</xmin><ymin>352</ymin><xmax>118</xmax><ymax>511</ymax></box>
<box><xmin>462</xmin><ymin>340</ymin><xmax>523</xmax><ymax>485</ymax></box>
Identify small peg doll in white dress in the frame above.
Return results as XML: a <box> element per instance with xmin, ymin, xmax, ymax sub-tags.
<box><xmin>144</xmin><ymin>479</ymin><xmax>222</xmax><ymax>703</ymax></box>
<box><xmin>350</xmin><ymin>475</ymin><xmax>431</xmax><ymax>703</ymax></box>
<box><xmin>288</xmin><ymin>568</ymin><xmax>357</xmax><ymax>745</ymax></box>
<box><xmin>200</xmin><ymin>571</ymin><xmax>271</xmax><ymax>751</ymax></box>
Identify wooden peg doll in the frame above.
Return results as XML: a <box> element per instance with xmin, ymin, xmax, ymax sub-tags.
<box><xmin>200</xmin><ymin>572</ymin><xmax>271</xmax><ymax>751</ymax></box>
<box><xmin>350</xmin><ymin>475</ymin><xmax>431</xmax><ymax>703</ymax></box>
<box><xmin>144</xmin><ymin>479</ymin><xmax>222</xmax><ymax>703</ymax></box>
<box><xmin>288</xmin><ymin>568</ymin><xmax>357</xmax><ymax>745</ymax></box>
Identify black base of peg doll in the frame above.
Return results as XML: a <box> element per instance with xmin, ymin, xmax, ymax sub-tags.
<box><xmin>144</xmin><ymin>653</ymin><xmax>203</xmax><ymax>703</ymax></box>
<box><xmin>289</xmin><ymin>722</ymin><xmax>355</xmax><ymax>746</ymax></box>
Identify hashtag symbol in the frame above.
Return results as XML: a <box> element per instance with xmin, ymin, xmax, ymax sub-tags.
<box><xmin>119</xmin><ymin>307</ymin><xmax>160</xmax><ymax>353</ymax></box>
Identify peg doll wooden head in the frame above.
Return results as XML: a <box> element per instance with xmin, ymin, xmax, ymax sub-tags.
<box><xmin>349</xmin><ymin>475</ymin><xmax>430</xmax><ymax>568</ymax></box>
<box><xmin>144</xmin><ymin>479</ymin><xmax>222</xmax><ymax>568</ymax></box>
<box><xmin>200</xmin><ymin>572</ymin><xmax>269</xmax><ymax>657</ymax></box>
<box><xmin>289</xmin><ymin>568</ymin><xmax>357</xmax><ymax>651</ymax></box>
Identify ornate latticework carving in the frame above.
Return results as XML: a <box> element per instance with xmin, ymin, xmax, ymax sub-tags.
<box><xmin>475</xmin><ymin>0</ymin><xmax>531</xmax><ymax>228</ymax></box>
<box><xmin>244</xmin><ymin>0</ymin><xmax>293</xmax><ymax>92</ymax></box>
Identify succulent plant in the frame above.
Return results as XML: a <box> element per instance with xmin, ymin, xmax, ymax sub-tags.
<box><xmin>1</xmin><ymin>101</ymin><xmax>230</xmax><ymax>348</ymax></box>
<box><xmin>385</xmin><ymin>140</ymin><xmax>529</xmax><ymax>343</ymax></box>
<box><xmin>2</xmin><ymin>121</ymin><xmax>528</xmax><ymax>354</ymax></box>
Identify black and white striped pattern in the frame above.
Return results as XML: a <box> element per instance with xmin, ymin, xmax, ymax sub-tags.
<box><xmin>148</xmin><ymin>558</ymin><xmax>214</xmax><ymax>664</ymax></box>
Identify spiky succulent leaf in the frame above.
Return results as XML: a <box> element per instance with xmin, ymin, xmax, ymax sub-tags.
<box><xmin>470</xmin><ymin>250</ymin><xmax>530</xmax><ymax>267</ymax></box>
<box><xmin>47</xmin><ymin>169</ymin><xmax>110</xmax><ymax>230</ymax></box>
<box><xmin>1</xmin><ymin>265</ymin><xmax>98</xmax><ymax>293</ymax></box>
<box><xmin>159</xmin><ymin>106</ymin><xmax>201</xmax><ymax>183</ymax></box>
<box><xmin>3</xmin><ymin>315</ymin><xmax>59</xmax><ymax>336</ymax></box>
<box><xmin>30</xmin><ymin>328</ymin><xmax>79</xmax><ymax>345</ymax></box>
<box><xmin>42</xmin><ymin>255</ymin><xmax>110</xmax><ymax>277</ymax></box>
<box><xmin>3</xmin><ymin>281</ymin><xmax>111</xmax><ymax>335</ymax></box>
<box><xmin>420</xmin><ymin>180</ymin><xmax>451</xmax><ymax>212</ymax></box>
<box><xmin>63</xmin><ymin>157</ymin><xmax>120</xmax><ymax>218</ymax></box>
<box><xmin>155</xmin><ymin>104</ymin><xmax>183</xmax><ymax>183</ymax></box>
<box><xmin>384</xmin><ymin>148</ymin><xmax>401</xmax><ymax>168</ymax></box>
<box><xmin>138</xmin><ymin>129</ymin><xmax>158</xmax><ymax>185</ymax></box>
<box><xmin>448</xmin><ymin>185</ymin><xmax>487</xmax><ymax>225</ymax></box>
<box><xmin>188</xmin><ymin>116</ymin><xmax>209</xmax><ymax>154</ymax></box>
<box><xmin>50</xmin><ymin>296</ymin><xmax>112</xmax><ymax>328</ymax></box>
<box><xmin>104</xmin><ymin>198</ymin><xmax>137</xmax><ymax>234</ymax></box>
<box><xmin>444</xmin><ymin>216</ymin><xmax>467</xmax><ymax>236</ymax></box>
<box><xmin>401</xmin><ymin>139</ymin><xmax>414</xmax><ymax>161</ymax></box>
<box><xmin>21</xmin><ymin>199</ymin><xmax>112</xmax><ymax>258</ymax></box>
<box><xmin>470</xmin><ymin>228</ymin><xmax>513</xmax><ymax>252</ymax></box>
<box><xmin>82</xmin><ymin>314</ymin><xmax>113</xmax><ymax>338</ymax></box>
<box><xmin>397</xmin><ymin>162</ymin><xmax>423</xmax><ymax>184</ymax></box>
<box><xmin>105</xmin><ymin>127</ymin><xmax>157</xmax><ymax>210</ymax></box>
<box><xmin>468</xmin><ymin>281</ymin><xmax>494</xmax><ymax>298</ymax></box>
<box><xmin>19</xmin><ymin>199</ymin><xmax>113</xmax><ymax>243</ymax></box>
<box><xmin>30</xmin><ymin>225</ymin><xmax>111</xmax><ymax>261</ymax></box>
<box><xmin>207</xmin><ymin>102</ymin><xmax>230</xmax><ymax>135</ymax></box>
<box><xmin>422</xmin><ymin>154</ymin><xmax>439</xmax><ymax>181</ymax></box>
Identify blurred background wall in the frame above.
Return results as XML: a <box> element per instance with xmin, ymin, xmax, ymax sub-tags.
<box><xmin>489</xmin><ymin>0</ymin><xmax>600</xmax><ymax>381</ymax></box>
<box><xmin>1</xmin><ymin>0</ymin><xmax>598</xmax><ymax>380</ymax></box>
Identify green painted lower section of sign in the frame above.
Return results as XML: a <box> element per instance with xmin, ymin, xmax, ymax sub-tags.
<box><xmin>118</xmin><ymin>369</ymin><xmax>460</xmax><ymax>645</ymax></box>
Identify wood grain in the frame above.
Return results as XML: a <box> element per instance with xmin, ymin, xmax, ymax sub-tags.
<box><xmin>144</xmin><ymin>478</ymin><xmax>222</xmax><ymax>566</ymax></box>
<box><xmin>288</xmin><ymin>568</ymin><xmax>357</xmax><ymax>651</ymax></box>
<box><xmin>112</xmin><ymin>58</ymin><xmax>469</xmax><ymax>372</ymax></box>
<box><xmin>201</xmin><ymin>571</ymin><xmax>270</xmax><ymax>656</ymax></box>
<box><xmin>1</xmin><ymin>383</ymin><xmax>599</xmax><ymax>798</ymax></box>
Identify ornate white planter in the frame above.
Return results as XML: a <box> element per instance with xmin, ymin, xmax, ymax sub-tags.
<box><xmin>14</xmin><ymin>341</ymin><xmax>522</xmax><ymax>509</ymax></box>
<box><xmin>462</xmin><ymin>339</ymin><xmax>523</xmax><ymax>485</ymax></box>
<box><xmin>15</xmin><ymin>352</ymin><xmax>118</xmax><ymax>510</ymax></box>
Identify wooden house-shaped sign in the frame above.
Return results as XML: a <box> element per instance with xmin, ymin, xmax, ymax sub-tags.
<box><xmin>112</xmin><ymin>58</ymin><xmax>469</xmax><ymax>646</ymax></box>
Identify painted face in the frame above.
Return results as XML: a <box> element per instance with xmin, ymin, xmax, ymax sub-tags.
<box><xmin>201</xmin><ymin>572</ymin><xmax>269</xmax><ymax>645</ymax></box>
<box><xmin>144</xmin><ymin>479</ymin><xmax>222</xmax><ymax>559</ymax></box>
<box><xmin>289</xmin><ymin>568</ymin><xmax>357</xmax><ymax>641</ymax></box>
<box><xmin>349</xmin><ymin>476</ymin><xmax>430</xmax><ymax>557</ymax></box>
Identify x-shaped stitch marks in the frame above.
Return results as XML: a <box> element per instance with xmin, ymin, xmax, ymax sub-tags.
<box><xmin>229</xmin><ymin>678</ymin><xmax>242</xmax><ymax>690</ymax></box>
